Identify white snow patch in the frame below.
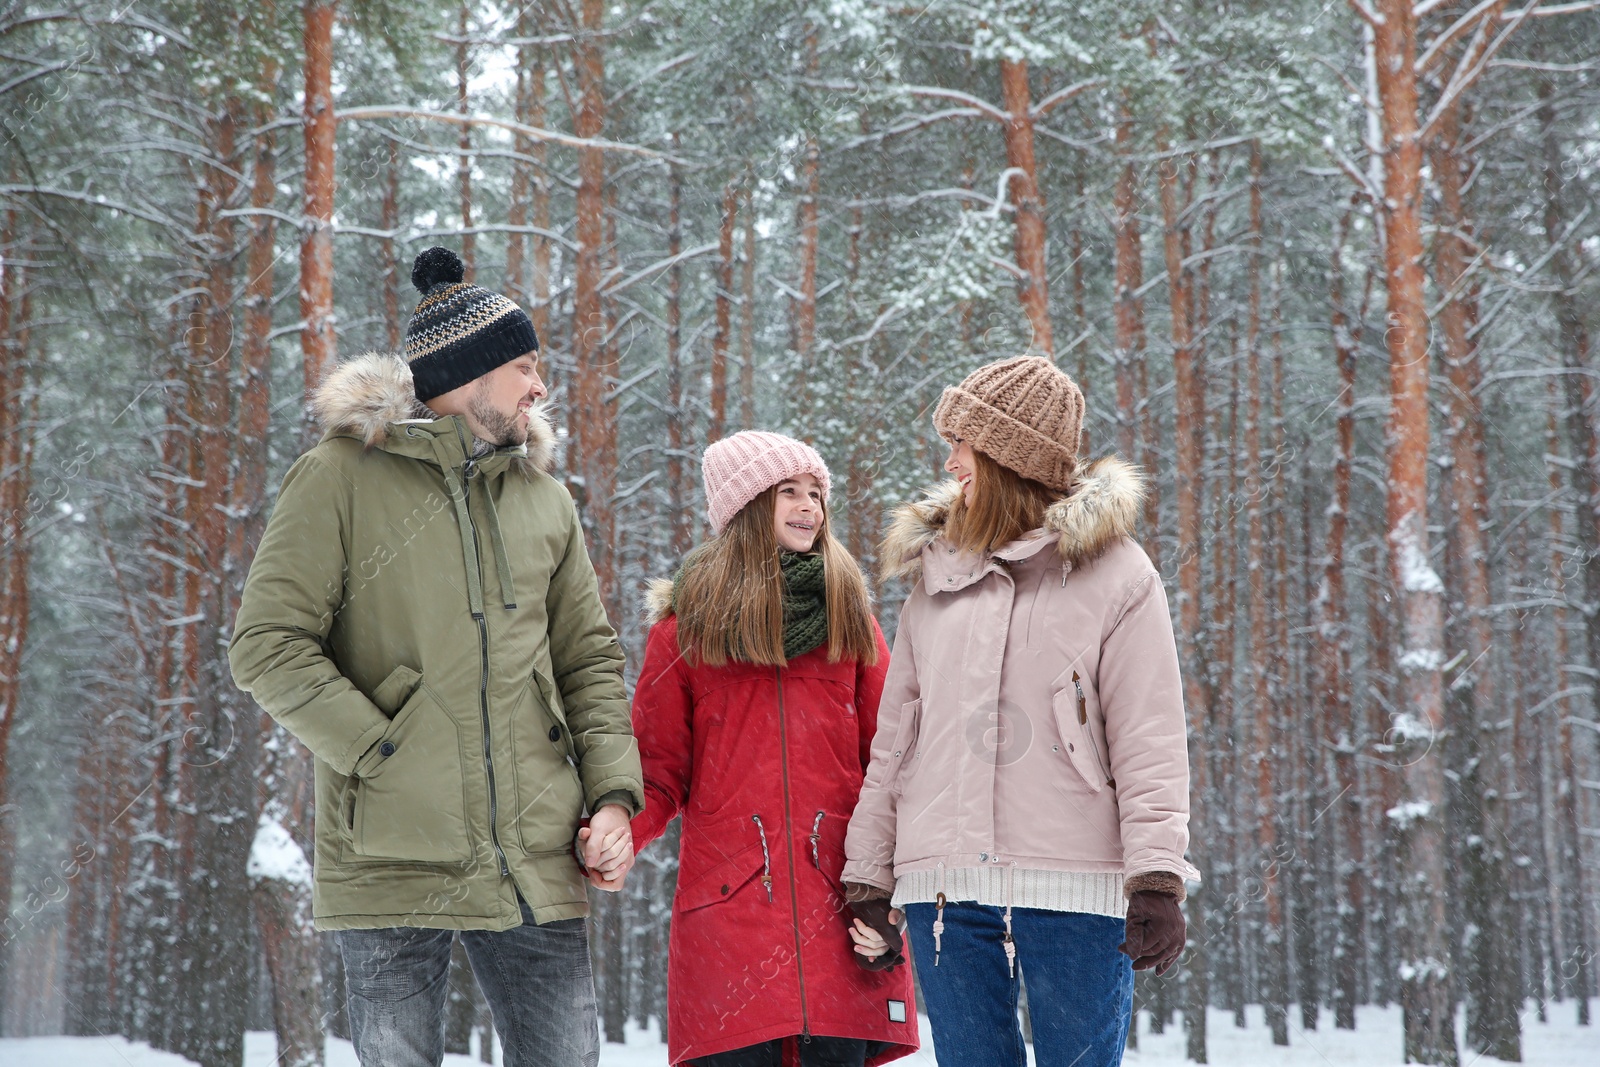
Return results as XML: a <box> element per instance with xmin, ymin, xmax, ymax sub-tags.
<box><xmin>3</xmin><ymin>1003</ymin><xmax>1597</xmax><ymax>1066</ymax></box>
<box><xmin>1396</xmin><ymin>532</ymin><xmax>1444</xmax><ymax>594</ymax></box>
<box><xmin>1398</xmin><ymin>647</ymin><xmax>1444</xmax><ymax>673</ymax></box>
<box><xmin>1387</xmin><ymin>800</ymin><xmax>1434</xmax><ymax>829</ymax></box>
<box><xmin>247</xmin><ymin>816</ymin><xmax>312</xmax><ymax>887</ymax></box>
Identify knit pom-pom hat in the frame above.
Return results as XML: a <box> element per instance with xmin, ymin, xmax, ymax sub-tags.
<box><xmin>932</xmin><ymin>355</ymin><xmax>1085</xmax><ymax>491</ymax></box>
<box><xmin>404</xmin><ymin>247</ymin><xmax>540</xmax><ymax>402</ymax></box>
<box><xmin>703</xmin><ymin>431</ymin><xmax>832</xmax><ymax>535</ymax></box>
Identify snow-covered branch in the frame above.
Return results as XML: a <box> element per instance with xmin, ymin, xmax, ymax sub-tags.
<box><xmin>335</xmin><ymin>106</ymin><xmax>674</xmax><ymax>160</ymax></box>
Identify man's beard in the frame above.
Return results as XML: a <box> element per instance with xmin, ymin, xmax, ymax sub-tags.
<box><xmin>468</xmin><ymin>384</ymin><xmax>528</xmax><ymax>447</ymax></box>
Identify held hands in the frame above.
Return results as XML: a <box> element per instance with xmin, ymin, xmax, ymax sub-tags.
<box><xmin>846</xmin><ymin>898</ymin><xmax>906</xmax><ymax>972</ymax></box>
<box><xmin>575</xmin><ymin>804</ymin><xmax>634</xmax><ymax>892</ymax></box>
<box><xmin>1118</xmin><ymin>890</ymin><xmax>1186</xmax><ymax>975</ymax></box>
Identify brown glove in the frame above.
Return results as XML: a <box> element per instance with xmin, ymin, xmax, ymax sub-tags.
<box><xmin>845</xmin><ymin>896</ymin><xmax>906</xmax><ymax>972</ymax></box>
<box><xmin>1118</xmin><ymin>890</ymin><xmax>1186</xmax><ymax>975</ymax></box>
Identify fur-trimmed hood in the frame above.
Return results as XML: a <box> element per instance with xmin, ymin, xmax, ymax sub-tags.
<box><xmin>310</xmin><ymin>351</ymin><xmax>557</xmax><ymax>473</ymax></box>
<box><xmin>880</xmin><ymin>455</ymin><xmax>1146</xmax><ymax>582</ymax></box>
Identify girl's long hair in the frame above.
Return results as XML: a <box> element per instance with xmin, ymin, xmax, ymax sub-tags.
<box><xmin>675</xmin><ymin>487</ymin><xmax>879</xmax><ymax>667</ymax></box>
<box><xmin>944</xmin><ymin>448</ymin><xmax>1061</xmax><ymax>555</ymax></box>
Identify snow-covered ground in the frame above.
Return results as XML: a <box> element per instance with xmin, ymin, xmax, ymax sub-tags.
<box><xmin>1</xmin><ymin>1003</ymin><xmax>1593</xmax><ymax>1066</ymax></box>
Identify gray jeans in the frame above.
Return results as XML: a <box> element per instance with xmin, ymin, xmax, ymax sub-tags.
<box><xmin>337</xmin><ymin>898</ymin><xmax>599</xmax><ymax>1067</ymax></box>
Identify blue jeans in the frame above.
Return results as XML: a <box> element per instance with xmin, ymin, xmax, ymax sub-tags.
<box><xmin>337</xmin><ymin>897</ymin><xmax>599</xmax><ymax>1067</ymax></box>
<box><xmin>904</xmin><ymin>902</ymin><xmax>1132</xmax><ymax>1067</ymax></box>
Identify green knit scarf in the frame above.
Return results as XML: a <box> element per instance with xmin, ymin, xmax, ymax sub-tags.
<box><xmin>779</xmin><ymin>551</ymin><xmax>828</xmax><ymax>660</ymax></box>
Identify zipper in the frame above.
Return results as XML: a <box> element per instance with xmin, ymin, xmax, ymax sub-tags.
<box><xmin>455</xmin><ymin>424</ymin><xmax>510</xmax><ymax>878</ymax></box>
<box><xmin>1073</xmin><ymin>671</ymin><xmax>1115</xmax><ymax>789</ymax></box>
<box><xmin>775</xmin><ymin>667</ymin><xmax>810</xmax><ymax>1041</ymax></box>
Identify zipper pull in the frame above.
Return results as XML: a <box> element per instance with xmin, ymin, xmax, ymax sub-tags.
<box><xmin>809</xmin><ymin>811</ymin><xmax>824</xmax><ymax>870</ymax></box>
<box><xmin>1073</xmin><ymin>671</ymin><xmax>1087</xmax><ymax>724</ymax></box>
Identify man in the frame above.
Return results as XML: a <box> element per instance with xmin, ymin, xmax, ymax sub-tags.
<box><xmin>230</xmin><ymin>246</ymin><xmax>641</xmax><ymax>1067</ymax></box>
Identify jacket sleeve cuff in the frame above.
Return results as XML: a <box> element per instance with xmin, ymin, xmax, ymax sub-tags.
<box><xmin>585</xmin><ymin>776</ymin><xmax>644</xmax><ymax>819</ymax></box>
<box><xmin>592</xmin><ymin>790</ymin><xmax>637</xmax><ymax>818</ymax></box>
<box><xmin>844</xmin><ymin>881</ymin><xmax>894</xmax><ymax>903</ymax></box>
<box><xmin>1125</xmin><ymin>870</ymin><xmax>1188</xmax><ymax>900</ymax></box>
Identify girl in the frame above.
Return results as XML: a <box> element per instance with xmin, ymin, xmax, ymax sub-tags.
<box><xmin>630</xmin><ymin>431</ymin><xmax>919</xmax><ymax>1067</ymax></box>
<box><xmin>843</xmin><ymin>357</ymin><xmax>1200</xmax><ymax>1067</ymax></box>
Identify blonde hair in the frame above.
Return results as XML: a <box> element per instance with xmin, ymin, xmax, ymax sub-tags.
<box><xmin>943</xmin><ymin>448</ymin><xmax>1060</xmax><ymax>555</ymax></box>
<box><xmin>675</xmin><ymin>487</ymin><xmax>879</xmax><ymax>667</ymax></box>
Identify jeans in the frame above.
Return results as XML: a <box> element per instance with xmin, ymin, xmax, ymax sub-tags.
<box><xmin>693</xmin><ymin>1035</ymin><xmax>879</xmax><ymax>1067</ymax></box>
<box><xmin>904</xmin><ymin>902</ymin><xmax>1132</xmax><ymax>1067</ymax></box>
<box><xmin>337</xmin><ymin>897</ymin><xmax>599</xmax><ymax>1067</ymax></box>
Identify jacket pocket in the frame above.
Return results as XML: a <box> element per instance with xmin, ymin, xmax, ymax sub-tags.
<box><xmin>513</xmin><ymin>675</ymin><xmax>585</xmax><ymax>854</ymax></box>
<box><xmin>1051</xmin><ymin>672</ymin><xmax>1114</xmax><ymax>794</ymax></box>
<box><xmin>350</xmin><ymin>668</ymin><xmax>471</xmax><ymax>863</ymax></box>
<box><xmin>881</xmin><ymin>698</ymin><xmax>923</xmax><ymax>796</ymax></box>
<box><xmin>675</xmin><ymin>822</ymin><xmax>769</xmax><ymax>912</ymax></box>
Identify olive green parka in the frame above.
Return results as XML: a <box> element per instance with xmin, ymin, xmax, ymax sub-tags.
<box><xmin>229</xmin><ymin>352</ymin><xmax>643</xmax><ymax>931</ymax></box>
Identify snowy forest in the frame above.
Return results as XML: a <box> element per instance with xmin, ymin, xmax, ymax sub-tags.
<box><xmin>1</xmin><ymin>0</ymin><xmax>1599</xmax><ymax>1065</ymax></box>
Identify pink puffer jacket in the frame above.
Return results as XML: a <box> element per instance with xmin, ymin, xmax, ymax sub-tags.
<box><xmin>842</xmin><ymin>456</ymin><xmax>1201</xmax><ymax>900</ymax></box>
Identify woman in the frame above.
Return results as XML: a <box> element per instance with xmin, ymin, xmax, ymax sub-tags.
<box><xmin>630</xmin><ymin>430</ymin><xmax>919</xmax><ymax>1067</ymax></box>
<box><xmin>843</xmin><ymin>356</ymin><xmax>1200</xmax><ymax>1067</ymax></box>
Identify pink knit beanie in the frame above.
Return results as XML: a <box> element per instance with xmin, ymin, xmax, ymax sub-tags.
<box><xmin>702</xmin><ymin>431</ymin><xmax>832</xmax><ymax>535</ymax></box>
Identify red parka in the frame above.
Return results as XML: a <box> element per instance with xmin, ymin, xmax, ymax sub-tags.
<box><xmin>630</xmin><ymin>592</ymin><xmax>918</xmax><ymax>1066</ymax></box>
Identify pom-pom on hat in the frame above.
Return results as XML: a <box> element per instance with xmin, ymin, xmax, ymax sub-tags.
<box><xmin>404</xmin><ymin>247</ymin><xmax>540</xmax><ymax>402</ymax></box>
<box><xmin>702</xmin><ymin>431</ymin><xmax>832</xmax><ymax>535</ymax></box>
<box><xmin>932</xmin><ymin>355</ymin><xmax>1086</xmax><ymax>492</ymax></box>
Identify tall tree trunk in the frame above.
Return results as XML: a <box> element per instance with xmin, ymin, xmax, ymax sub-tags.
<box><xmin>1157</xmin><ymin>132</ymin><xmax>1208</xmax><ymax>1065</ymax></box>
<box><xmin>570</xmin><ymin>0</ymin><xmax>617</xmax><ymax>615</ymax></box>
<box><xmin>1242</xmin><ymin>145</ymin><xmax>1288</xmax><ymax>1048</ymax></box>
<box><xmin>0</xmin><ymin>209</ymin><xmax>36</xmax><ymax>1020</ymax></box>
<box><xmin>175</xmin><ymin>99</ymin><xmax>259</xmax><ymax>1067</ymax></box>
<box><xmin>1540</xmin><ymin>78</ymin><xmax>1595</xmax><ymax>1028</ymax></box>
<box><xmin>711</xmin><ymin>180</ymin><xmax>737</xmax><ymax>442</ymax></box>
<box><xmin>666</xmin><ymin>139</ymin><xmax>692</xmax><ymax>558</ymax></box>
<box><xmin>301</xmin><ymin>0</ymin><xmax>338</xmax><ymax>402</ymax></box>
<box><xmin>1112</xmin><ymin>110</ymin><xmax>1144</xmax><ymax>464</ymax></box>
<box><xmin>999</xmin><ymin>58</ymin><xmax>1052</xmax><ymax>357</ymax></box>
<box><xmin>382</xmin><ymin>140</ymin><xmax>401</xmax><ymax>351</ymax></box>
<box><xmin>1369</xmin><ymin>3</ymin><xmax>1456</xmax><ymax>1061</ymax></box>
<box><xmin>1433</xmin><ymin>93</ymin><xmax>1519</xmax><ymax>1061</ymax></box>
<box><xmin>1324</xmin><ymin>202</ymin><xmax>1365</xmax><ymax>1031</ymax></box>
<box><xmin>529</xmin><ymin>51</ymin><xmax>551</xmax><ymax>347</ymax></box>
<box><xmin>235</xmin><ymin>45</ymin><xmax>325</xmax><ymax>1062</ymax></box>
<box><xmin>456</xmin><ymin>1</ymin><xmax>474</xmax><ymax>280</ymax></box>
<box><xmin>793</xmin><ymin>155</ymin><xmax>819</xmax><ymax>406</ymax></box>
<box><xmin>740</xmin><ymin>182</ymin><xmax>757</xmax><ymax>430</ymax></box>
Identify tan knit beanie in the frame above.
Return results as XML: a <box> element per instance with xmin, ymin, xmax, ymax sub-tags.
<box><xmin>932</xmin><ymin>356</ymin><xmax>1085</xmax><ymax>491</ymax></box>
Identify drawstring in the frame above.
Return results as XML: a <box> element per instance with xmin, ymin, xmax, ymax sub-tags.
<box><xmin>442</xmin><ymin>466</ymin><xmax>486</xmax><ymax>619</ymax></box>
<box><xmin>752</xmin><ymin>815</ymin><xmax>773</xmax><ymax>902</ymax></box>
<box><xmin>476</xmin><ymin>473</ymin><xmax>518</xmax><ymax>610</ymax></box>
<box><xmin>809</xmin><ymin>811</ymin><xmax>824</xmax><ymax>870</ymax></box>
<box><xmin>441</xmin><ymin>422</ymin><xmax>515</xmax><ymax>613</ymax></box>
<box><xmin>1003</xmin><ymin>861</ymin><xmax>1017</xmax><ymax>979</ymax></box>
<box><xmin>932</xmin><ymin>862</ymin><xmax>946</xmax><ymax>967</ymax></box>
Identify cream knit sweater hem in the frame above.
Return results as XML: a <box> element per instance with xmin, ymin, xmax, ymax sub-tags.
<box><xmin>891</xmin><ymin>866</ymin><xmax>1126</xmax><ymax>919</ymax></box>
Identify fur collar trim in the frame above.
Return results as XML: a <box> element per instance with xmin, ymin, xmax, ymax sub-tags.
<box><xmin>310</xmin><ymin>352</ymin><xmax>556</xmax><ymax>473</ymax></box>
<box><xmin>880</xmin><ymin>455</ymin><xmax>1146</xmax><ymax>580</ymax></box>
<box><xmin>644</xmin><ymin>577</ymin><xmax>676</xmax><ymax>625</ymax></box>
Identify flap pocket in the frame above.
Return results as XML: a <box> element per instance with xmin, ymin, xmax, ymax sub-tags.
<box><xmin>370</xmin><ymin>664</ymin><xmax>423</xmax><ymax>718</ymax></box>
<box><xmin>1051</xmin><ymin>680</ymin><xmax>1111</xmax><ymax>794</ymax></box>
<box><xmin>675</xmin><ymin>840</ymin><xmax>767</xmax><ymax>912</ymax></box>
<box><xmin>350</xmin><ymin>678</ymin><xmax>471</xmax><ymax>862</ymax></box>
<box><xmin>532</xmin><ymin>668</ymin><xmax>576</xmax><ymax>760</ymax></box>
<box><xmin>881</xmin><ymin>699</ymin><xmax>923</xmax><ymax>796</ymax></box>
